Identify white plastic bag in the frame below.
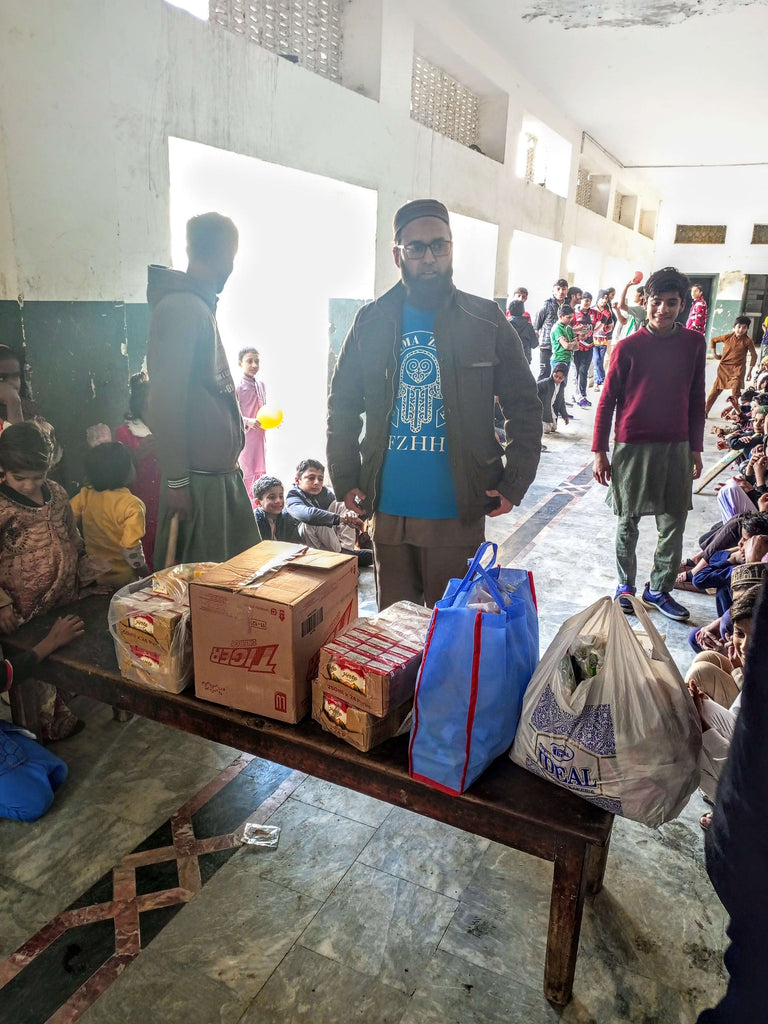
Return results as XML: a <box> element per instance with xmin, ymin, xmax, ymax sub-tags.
<box><xmin>510</xmin><ymin>595</ymin><xmax>701</xmax><ymax>827</ymax></box>
<box><xmin>109</xmin><ymin>574</ymin><xmax>193</xmax><ymax>693</ymax></box>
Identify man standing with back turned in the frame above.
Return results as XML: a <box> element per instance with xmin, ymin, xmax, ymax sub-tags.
<box><xmin>327</xmin><ymin>199</ymin><xmax>542</xmax><ymax>609</ymax></box>
<box><xmin>146</xmin><ymin>212</ymin><xmax>261</xmax><ymax>564</ymax></box>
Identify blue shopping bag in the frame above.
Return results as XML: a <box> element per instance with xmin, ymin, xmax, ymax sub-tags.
<box><xmin>408</xmin><ymin>542</ymin><xmax>539</xmax><ymax>795</ymax></box>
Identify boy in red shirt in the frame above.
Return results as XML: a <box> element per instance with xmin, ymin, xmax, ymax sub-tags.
<box><xmin>592</xmin><ymin>267</ymin><xmax>706</xmax><ymax>621</ymax></box>
<box><xmin>570</xmin><ymin>293</ymin><xmax>597</xmax><ymax>407</ymax></box>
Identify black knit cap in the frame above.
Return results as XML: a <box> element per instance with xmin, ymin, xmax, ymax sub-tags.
<box><xmin>393</xmin><ymin>199</ymin><xmax>450</xmax><ymax>241</ymax></box>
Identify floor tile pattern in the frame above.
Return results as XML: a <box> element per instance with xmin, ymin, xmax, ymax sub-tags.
<box><xmin>0</xmin><ymin>756</ymin><xmax>303</xmax><ymax>1023</ymax></box>
<box><xmin>0</xmin><ymin>377</ymin><xmax>737</xmax><ymax>1022</ymax></box>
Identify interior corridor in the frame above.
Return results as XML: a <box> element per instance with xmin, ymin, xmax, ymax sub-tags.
<box><xmin>0</xmin><ymin>382</ymin><xmax>731</xmax><ymax>1024</ymax></box>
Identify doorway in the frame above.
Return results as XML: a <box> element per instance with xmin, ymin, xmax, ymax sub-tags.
<box><xmin>168</xmin><ymin>137</ymin><xmax>377</xmax><ymax>489</ymax></box>
<box><xmin>744</xmin><ymin>275</ymin><xmax>768</xmax><ymax>345</ymax></box>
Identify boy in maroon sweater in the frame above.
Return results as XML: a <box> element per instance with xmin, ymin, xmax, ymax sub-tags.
<box><xmin>592</xmin><ymin>267</ymin><xmax>706</xmax><ymax>621</ymax></box>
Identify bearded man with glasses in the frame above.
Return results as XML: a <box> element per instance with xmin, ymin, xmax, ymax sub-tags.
<box><xmin>327</xmin><ymin>199</ymin><xmax>542</xmax><ymax>609</ymax></box>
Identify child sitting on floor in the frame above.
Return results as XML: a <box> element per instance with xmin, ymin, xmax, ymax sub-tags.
<box><xmin>1</xmin><ymin>613</ymin><xmax>84</xmax><ymax>821</ymax></box>
<box><xmin>71</xmin><ymin>442</ymin><xmax>149</xmax><ymax>587</ymax></box>
<box><xmin>0</xmin><ymin>422</ymin><xmax>103</xmax><ymax>740</ymax></box>
<box><xmin>252</xmin><ymin>475</ymin><xmax>301</xmax><ymax>543</ymax></box>
<box><xmin>537</xmin><ymin>362</ymin><xmax>570</xmax><ymax>438</ymax></box>
<box><xmin>285</xmin><ymin>459</ymin><xmax>372</xmax><ymax>566</ymax></box>
<box><xmin>687</xmin><ymin>586</ymin><xmax>759</xmax><ymax>829</ymax></box>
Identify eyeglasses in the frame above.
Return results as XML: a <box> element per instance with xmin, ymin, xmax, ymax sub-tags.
<box><xmin>396</xmin><ymin>239</ymin><xmax>452</xmax><ymax>260</ymax></box>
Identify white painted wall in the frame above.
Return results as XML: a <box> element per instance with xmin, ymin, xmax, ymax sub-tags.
<box><xmin>654</xmin><ymin>167</ymin><xmax>768</xmax><ymax>277</ymax></box>
<box><xmin>0</xmin><ymin>0</ymin><xmax>659</xmax><ymax>308</ymax></box>
<box><xmin>167</xmin><ymin>137</ymin><xmax>377</xmax><ymax>486</ymax></box>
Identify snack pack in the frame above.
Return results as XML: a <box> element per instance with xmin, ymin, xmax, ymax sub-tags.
<box><xmin>109</xmin><ymin>563</ymin><xmax>215</xmax><ymax>693</ymax></box>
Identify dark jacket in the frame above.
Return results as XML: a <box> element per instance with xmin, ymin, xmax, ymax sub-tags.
<box><xmin>535</xmin><ymin>297</ymin><xmax>561</xmax><ymax>350</ymax></box>
<box><xmin>537</xmin><ymin>376</ymin><xmax>568</xmax><ymax>424</ymax></box>
<box><xmin>509</xmin><ymin>315</ymin><xmax>539</xmax><ymax>361</ymax></box>
<box><xmin>326</xmin><ymin>282</ymin><xmax>542</xmax><ymax>523</ymax></box>
<box><xmin>145</xmin><ymin>266</ymin><xmax>244</xmax><ymax>481</ymax></box>
<box><xmin>285</xmin><ymin>485</ymin><xmax>340</xmax><ymax>527</ymax></box>
<box><xmin>254</xmin><ymin>507</ymin><xmax>302</xmax><ymax>543</ymax></box>
<box><xmin>698</xmin><ymin>578</ymin><xmax>768</xmax><ymax>1021</ymax></box>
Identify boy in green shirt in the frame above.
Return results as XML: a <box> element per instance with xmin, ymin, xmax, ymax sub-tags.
<box><xmin>550</xmin><ymin>305</ymin><xmax>578</xmax><ymax>369</ymax></box>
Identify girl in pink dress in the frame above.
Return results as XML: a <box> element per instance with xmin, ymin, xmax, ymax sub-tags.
<box><xmin>115</xmin><ymin>373</ymin><xmax>161</xmax><ymax>569</ymax></box>
<box><xmin>235</xmin><ymin>347</ymin><xmax>267</xmax><ymax>506</ymax></box>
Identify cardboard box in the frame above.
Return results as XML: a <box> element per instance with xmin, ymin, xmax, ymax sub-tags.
<box><xmin>190</xmin><ymin>541</ymin><xmax>358</xmax><ymax>723</ymax></box>
<box><xmin>312</xmin><ymin>679</ymin><xmax>412</xmax><ymax>752</ymax></box>
<box><xmin>316</xmin><ymin>601</ymin><xmax>432</xmax><ymax>717</ymax></box>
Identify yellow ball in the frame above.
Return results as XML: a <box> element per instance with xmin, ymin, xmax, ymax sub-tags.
<box><xmin>256</xmin><ymin>406</ymin><xmax>284</xmax><ymax>430</ymax></box>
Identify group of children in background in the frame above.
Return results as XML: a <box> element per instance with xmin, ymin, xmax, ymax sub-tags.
<box><xmin>0</xmin><ymin>340</ymin><xmax>374</xmax><ymax>822</ymax></box>
<box><xmin>510</xmin><ymin>277</ymin><xmax>648</xmax><ymax>450</ymax></box>
<box><xmin>253</xmin><ymin>460</ymin><xmax>372</xmax><ymax>566</ymax></box>
<box><xmin>673</xmin><ymin>348</ymin><xmax>768</xmax><ymax>830</ymax></box>
<box><xmin>233</xmin><ymin>345</ymin><xmax>372</xmax><ymax>563</ymax></box>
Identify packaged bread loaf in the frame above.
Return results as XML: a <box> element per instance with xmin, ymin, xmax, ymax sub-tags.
<box><xmin>108</xmin><ymin>563</ymin><xmax>216</xmax><ymax>693</ymax></box>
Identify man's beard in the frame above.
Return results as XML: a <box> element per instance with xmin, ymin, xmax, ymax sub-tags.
<box><xmin>401</xmin><ymin>262</ymin><xmax>453</xmax><ymax>309</ymax></box>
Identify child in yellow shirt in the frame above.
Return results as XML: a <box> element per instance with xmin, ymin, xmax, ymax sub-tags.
<box><xmin>71</xmin><ymin>442</ymin><xmax>149</xmax><ymax>587</ymax></box>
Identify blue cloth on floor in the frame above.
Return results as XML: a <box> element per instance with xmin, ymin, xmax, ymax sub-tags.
<box><xmin>0</xmin><ymin>723</ymin><xmax>67</xmax><ymax>822</ymax></box>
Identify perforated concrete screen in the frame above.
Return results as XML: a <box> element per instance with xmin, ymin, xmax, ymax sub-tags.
<box><xmin>674</xmin><ymin>224</ymin><xmax>727</xmax><ymax>244</ymax></box>
<box><xmin>211</xmin><ymin>0</ymin><xmax>343</xmax><ymax>81</ymax></box>
<box><xmin>410</xmin><ymin>54</ymin><xmax>480</xmax><ymax>150</ymax></box>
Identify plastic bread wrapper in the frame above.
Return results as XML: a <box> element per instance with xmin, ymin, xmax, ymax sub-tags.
<box><xmin>151</xmin><ymin>562</ymin><xmax>220</xmax><ymax>602</ymax></box>
<box><xmin>108</xmin><ymin>575</ymin><xmax>193</xmax><ymax>693</ymax></box>
<box><xmin>237</xmin><ymin>823</ymin><xmax>281</xmax><ymax>849</ymax></box>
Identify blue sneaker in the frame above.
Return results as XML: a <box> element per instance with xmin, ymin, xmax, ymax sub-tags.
<box><xmin>641</xmin><ymin>583</ymin><xmax>690</xmax><ymax>622</ymax></box>
<box><xmin>614</xmin><ymin>584</ymin><xmax>636</xmax><ymax>615</ymax></box>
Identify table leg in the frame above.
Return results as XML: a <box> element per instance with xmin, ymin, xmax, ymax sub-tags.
<box><xmin>8</xmin><ymin>678</ymin><xmax>46</xmax><ymax>736</ymax></box>
<box><xmin>544</xmin><ymin>835</ymin><xmax>588</xmax><ymax>1006</ymax></box>
<box><xmin>586</xmin><ymin>835</ymin><xmax>611</xmax><ymax>896</ymax></box>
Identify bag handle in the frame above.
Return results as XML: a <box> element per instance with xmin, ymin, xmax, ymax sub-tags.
<box><xmin>617</xmin><ymin>595</ymin><xmax>676</xmax><ymax>663</ymax></box>
<box><xmin>449</xmin><ymin>541</ymin><xmax>509</xmax><ymax>613</ymax></box>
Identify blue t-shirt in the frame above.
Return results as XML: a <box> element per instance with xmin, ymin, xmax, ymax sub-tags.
<box><xmin>377</xmin><ymin>304</ymin><xmax>458</xmax><ymax>519</ymax></box>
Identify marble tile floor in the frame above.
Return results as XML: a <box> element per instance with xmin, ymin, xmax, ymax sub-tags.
<box><xmin>0</xmin><ymin>381</ymin><xmax>737</xmax><ymax>1023</ymax></box>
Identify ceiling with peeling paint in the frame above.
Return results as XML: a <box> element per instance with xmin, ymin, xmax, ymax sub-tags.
<box><xmin>443</xmin><ymin>0</ymin><xmax>767</xmax><ymax>170</ymax></box>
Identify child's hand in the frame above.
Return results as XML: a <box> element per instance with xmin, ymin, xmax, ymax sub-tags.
<box><xmin>726</xmin><ymin>640</ymin><xmax>743</xmax><ymax>670</ymax></box>
<box><xmin>696</xmin><ymin>625</ymin><xmax>722</xmax><ymax>651</ymax></box>
<box><xmin>33</xmin><ymin>614</ymin><xmax>85</xmax><ymax>661</ymax></box>
<box><xmin>0</xmin><ymin>604</ymin><xmax>19</xmax><ymax>634</ymax></box>
<box><xmin>46</xmin><ymin>615</ymin><xmax>85</xmax><ymax>650</ymax></box>
<box><xmin>341</xmin><ymin>510</ymin><xmax>364</xmax><ymax>531</ymax></box>
<box><xmin>687</xmin><ymin>681</ymin><xmax>709</xmax><ymax>729</ymax></box>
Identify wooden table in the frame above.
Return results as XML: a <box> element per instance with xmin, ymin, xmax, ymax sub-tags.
<box><xmin>5</xmin><ymin>596</ymin><xmax>613</xmax><ymax>1006</ymax></box>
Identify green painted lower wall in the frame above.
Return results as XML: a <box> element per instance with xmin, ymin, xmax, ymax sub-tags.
<box><xmin>710</xmin><ymin>299</ymin><xmax>743</xmax><ymax>341</ymax></box>
<box><xmin>0</xmin><ymin>300</ymin><xmax>149</xmax><ymax>492</ymax></box>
